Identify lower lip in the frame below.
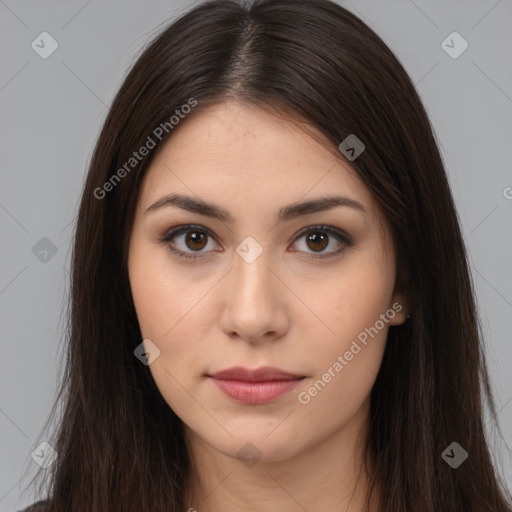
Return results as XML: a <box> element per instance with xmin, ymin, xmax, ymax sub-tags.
<box><xmin>210</xmin><ymin>378</ymin><xmax>303</xmax><ymax>405</ymax></box>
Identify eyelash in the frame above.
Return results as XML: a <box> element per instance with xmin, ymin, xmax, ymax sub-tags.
<box><xmin>158</xmin><ymin>224</ymin><xmax>354</xmax><ymax>261</ymax></box>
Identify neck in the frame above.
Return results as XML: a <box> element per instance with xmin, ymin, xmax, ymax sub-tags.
<box><xmin>183</xmin><ymin>400</ymin><xmax>381</xmax><ymax>512</ymax></box>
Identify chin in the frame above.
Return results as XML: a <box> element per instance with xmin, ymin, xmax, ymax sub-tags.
<box><xmin>188</xmin><ymin>420</ymin><xmax>308</xmax><ymax>464</ymax></box>
<box><xmin>223</xmin><ymin>435</ymin><xmax>305</xmax><ymax>464</ymax></box>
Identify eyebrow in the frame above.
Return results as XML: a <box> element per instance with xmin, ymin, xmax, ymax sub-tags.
<box><xmin>144</xmin><ymin>193</ymin><xmax>367</xmax><ymax>223</ymax></box>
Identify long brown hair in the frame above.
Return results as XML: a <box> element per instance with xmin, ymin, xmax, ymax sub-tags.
<box><xmin>22</xmin><ymin>0</ymin><xmax>511</xmax><ymax>510</ymax></box>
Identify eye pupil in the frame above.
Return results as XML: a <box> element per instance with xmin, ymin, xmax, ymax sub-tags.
<box><xmin>185</xmin><ymin>231</ymin><xmax>207</xmax><ymax>250</ymax></box>
<box><xmin>306</xmin><ymin>232</ymin><xmax>328</xmax><ymax>252</ymax></box>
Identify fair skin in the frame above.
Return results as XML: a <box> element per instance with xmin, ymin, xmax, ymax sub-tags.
<box><xmin>128</xmin><ymin>100</ymin><xmax>408</xmax><ymax>512</ymax></box>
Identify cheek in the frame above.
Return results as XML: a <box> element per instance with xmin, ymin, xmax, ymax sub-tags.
<box><xmin>128</xmin><ymin>242</ymin><xmax>216</xmax><ymax>396</ymax></box>
<box><xmin>129</xmin><ymin>240</ymin><xmax>202</xmax><ymax>339</ymax></box>
<box><xmin>294</xmin><ymin>251</ymin><xmax>395</xmax><ymax>408</ymax></box>
<box><xmin>128</xmin><ymin>251</ymin><xmax>208</xmax><ymax>416</ymax></box>
<box><xmin>307</xmin><ymin>250</ymin><xmax>396</xmax><ymax>345</ymax></box>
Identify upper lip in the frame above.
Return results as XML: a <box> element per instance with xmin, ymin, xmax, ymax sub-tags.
<box><xmin>208</xmin><ymin>366</ymin><xmax>304</xmax><ymax>382</ymax></box>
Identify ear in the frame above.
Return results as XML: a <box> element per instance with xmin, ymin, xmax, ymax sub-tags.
<box><xmin>388</xmin><ymin>289</ymin><xmax>409</xmax><ymax>326</ymax></box>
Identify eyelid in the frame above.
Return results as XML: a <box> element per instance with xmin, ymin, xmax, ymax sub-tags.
<box><xmin>289</xmin><ymin>225</ymin><xmax>353</xmax><ymax>260</ymax></box>
<box><xmin>158</xmin><ymin>223</ymin><xmax>354</xmax><ymax>260</ymax></box>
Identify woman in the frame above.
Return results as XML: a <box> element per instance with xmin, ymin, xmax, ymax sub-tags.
<box><xmin>18</xmin><ymin>0</ymin><xmax>512</xmax><ymax>510</ymax></box>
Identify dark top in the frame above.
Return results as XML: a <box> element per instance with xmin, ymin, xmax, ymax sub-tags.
<box><xmin>17</xmin><ymin>502</ymin><xmax>48</xmax><ymax>512</ymax></box>
<box><xmin>17</xmin><ymin>499</ymin><xmax>512</xmax><ymax>511</ymax></box>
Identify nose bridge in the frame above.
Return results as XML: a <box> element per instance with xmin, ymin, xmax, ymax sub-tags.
<box><xmin>232</xmin><ymin>235</ymin><xmax>275</xmax><ymax>302</ymax></box>
<box><xmin>220</xmin><ymin>234</ymin><xmax>284</xmax><ymax>335</ymax></box>
<box><xmin>219</xmin><ymin>232</ymin><xmax>290</xmax><ymax>343</ymax></box>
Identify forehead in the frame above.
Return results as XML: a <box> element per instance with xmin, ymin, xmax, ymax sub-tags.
<box><xmin>138</xmin><ymin>101</ymin><xmax>379</xmax><ymax>223</ymax></box>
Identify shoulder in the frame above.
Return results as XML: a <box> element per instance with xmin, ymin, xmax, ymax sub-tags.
<box><xmin>17</xmin><ymin>500</ymin><xmax>49</xmax><ymax>512</ymax></box>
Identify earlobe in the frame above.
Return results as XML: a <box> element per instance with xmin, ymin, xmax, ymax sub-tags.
<box><xmin>388</xmin><ymin>292</ymin><xmax>409</xmax><ymax>326</ymax></box>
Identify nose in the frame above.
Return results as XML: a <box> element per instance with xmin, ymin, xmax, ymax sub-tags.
<box><xmin>218</xmin><ymin>244</ymin><xmax>289</xmax><ymax>345</ymax></box>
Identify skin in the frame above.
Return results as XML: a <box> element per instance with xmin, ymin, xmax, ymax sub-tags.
<box><xmin>128</xmin><ymin>100</ymin><xmax>408</xmax><ymax>512</ymax></box>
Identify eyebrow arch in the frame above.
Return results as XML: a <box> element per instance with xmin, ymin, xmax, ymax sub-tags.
<box><xmin>144</xmin><ymin>193</ymin><xmax>367</xmax><ymax>223</ymax></box>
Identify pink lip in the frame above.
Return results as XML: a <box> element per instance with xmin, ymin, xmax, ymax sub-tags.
<box><xmin>208</xmin><ymin>366</ymin><xmax>305</xmax><ymax>405</ymax></box>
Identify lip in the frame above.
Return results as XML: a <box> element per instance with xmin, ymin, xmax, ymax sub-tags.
<box><xmin>208</xmin><ymin>366</ymin><xmax>305</xmax><ymax>405</ymax></box>
<box><xmin>209</xmin><ymin>366</ymin><xmax>303</xmax><ymax>382</ymax></box>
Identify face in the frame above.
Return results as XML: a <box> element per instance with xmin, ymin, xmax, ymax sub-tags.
<box><xmin>127</xmin><ymin>100</ymin><xmax>407</xmax><ymax>464</ymax></box>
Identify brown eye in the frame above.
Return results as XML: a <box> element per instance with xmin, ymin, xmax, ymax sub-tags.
<box><xmin>160</xmin><ymin>224</ymin><xmax>353</xmax><ymax>261</ymax></box>
<box><xmin>184</xmin><ymin>231</ymin><xmax>208</xmax><ymax>251</ymax></box>
<box><xmin>291</xmin><ymin>226</ymin><xmax>353</xmax><ymax>260</ymax></box>
<box><xmin>160</xmin><ymin>225</ymin><xmax>218</xmax><ymax>260</ymax></box>
<box><xmin>305</xmin><ymin>231</ymin><xmax>329</xmax><ymax>252</ymax></box>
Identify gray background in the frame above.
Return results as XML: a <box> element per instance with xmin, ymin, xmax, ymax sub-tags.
<box><xmin>1</xmin><ymin>0</ymin><xmax>511</xmax><ymax>510</ymax></box>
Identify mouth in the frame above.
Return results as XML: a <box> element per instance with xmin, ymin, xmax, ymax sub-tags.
<box><xmin>207</xmin><ymin>366</ymin><xmax>305</xmax><ymax>405</ymax></box>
